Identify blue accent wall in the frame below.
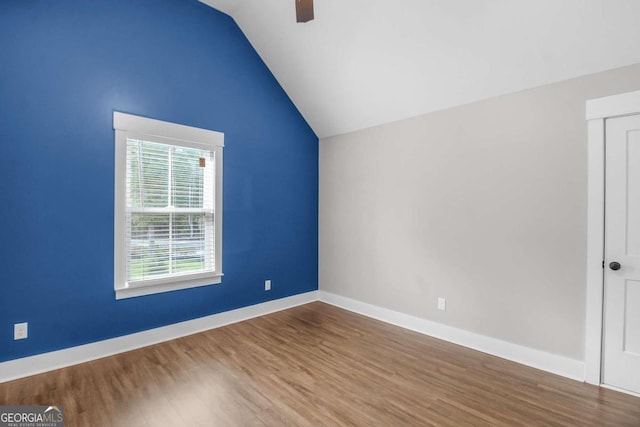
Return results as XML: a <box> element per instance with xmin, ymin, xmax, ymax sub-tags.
<box><xmin>0</xmin><ymin>0</ymin><xmax>318</xmax><ymax>362</ymax></box>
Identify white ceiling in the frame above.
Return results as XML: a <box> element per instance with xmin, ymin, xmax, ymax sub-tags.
<box><xmin>200</xmin><ymin>0</ymin><xmax>640</xmax><ymax>138</ymax></box>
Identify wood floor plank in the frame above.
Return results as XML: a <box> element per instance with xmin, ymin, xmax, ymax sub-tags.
<box><xmin>1</xmin><ymin>302</ymin><xmax>639</xmax><ymax>426</ymax></box>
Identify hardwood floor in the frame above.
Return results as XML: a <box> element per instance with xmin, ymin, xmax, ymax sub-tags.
<box><xmin>1</xmin><ymin>302</ymin><xmax>639</xmax><ymax>426</ymax></box>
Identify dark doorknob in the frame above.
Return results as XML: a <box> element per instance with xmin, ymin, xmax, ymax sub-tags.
<box><xmin>609</xmin><ymin>262</ymin><xmax>621</xmax><ymax>271</ymax></box>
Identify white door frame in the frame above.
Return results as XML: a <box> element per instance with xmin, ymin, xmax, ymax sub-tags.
<box><xmin>585</xmin><ymin>89</ymin><xmax>640</xmax><ymax>385</ymax></box>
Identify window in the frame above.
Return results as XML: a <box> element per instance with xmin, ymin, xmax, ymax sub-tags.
<box><xmin>114</xmin><ymin>112</ymin><xmax>223</xmax><ymax>299</ymax></box>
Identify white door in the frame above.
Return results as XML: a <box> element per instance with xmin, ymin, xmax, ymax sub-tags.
<box><xmin>603</xmin><ymin>114</ymin><xmax>640</xmax><ymax>394</ymax></box>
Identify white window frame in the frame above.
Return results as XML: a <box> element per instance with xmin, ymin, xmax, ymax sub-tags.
<box><xmin>113</xmin><ymin>112</ymin><xmax>224</xmax><ymax>299</ymax></box>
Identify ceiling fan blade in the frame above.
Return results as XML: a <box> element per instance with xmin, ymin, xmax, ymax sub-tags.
<box><xmin>296</xmin><ymin>0</ymin><xmax>314</xmax><ymax>23</ymax></box>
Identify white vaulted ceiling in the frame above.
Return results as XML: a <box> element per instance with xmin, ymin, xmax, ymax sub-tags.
<box><xmin>200</xmin><ymin>0</ymin><xmax>640</xmax><ymax>138</ymax></box>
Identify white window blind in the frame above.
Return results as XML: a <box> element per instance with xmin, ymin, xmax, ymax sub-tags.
<box><xmin>126</xmin><ymin>139</ymin><xmax>215</xmax><ymax>283</ymax></box>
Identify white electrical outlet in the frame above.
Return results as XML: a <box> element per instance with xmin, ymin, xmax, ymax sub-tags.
<box><xmin>14</xmin><ymin>322</ymin><xmax>28</xmax><ymax>340</ymax></box>
<box><xmin>437</xmin><ymin>297</ymin><xmax>446</xmax><ymax>311</ymax></box>
<box><xmin>265</xmin><ymin>280</ymin><xmax>271</xmax><ymax>291</ymax></box>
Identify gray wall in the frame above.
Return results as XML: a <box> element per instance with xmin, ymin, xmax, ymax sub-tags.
<box><xmin>319</xmin><ymin>64</ymin><xmax>640</xmax><ymax>360</ymax></box>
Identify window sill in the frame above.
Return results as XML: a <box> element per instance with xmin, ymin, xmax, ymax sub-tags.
<box><xmin>115</xmin><ymin>274</ymin><xmax>223</xmax><ymax>300</ymax></box>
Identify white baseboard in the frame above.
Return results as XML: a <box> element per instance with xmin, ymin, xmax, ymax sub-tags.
<box><xmin>600</xmin><ymin>384</ymin><xmax>640</xmax><ymax>398</ymax></box>
<box><xmin>0</xmin><ymin>291</ymin><xmax>318</xmax><ymax>383</ymax></box>
<box><xmin>1</xmin><ymin>289</ymin><xmax>586</xmax><ymax>385</ymax></box>
<box><xmin>318</xmin><ymin>291</ymin><xmax>585</xmax><ymax>382</ymax></box>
